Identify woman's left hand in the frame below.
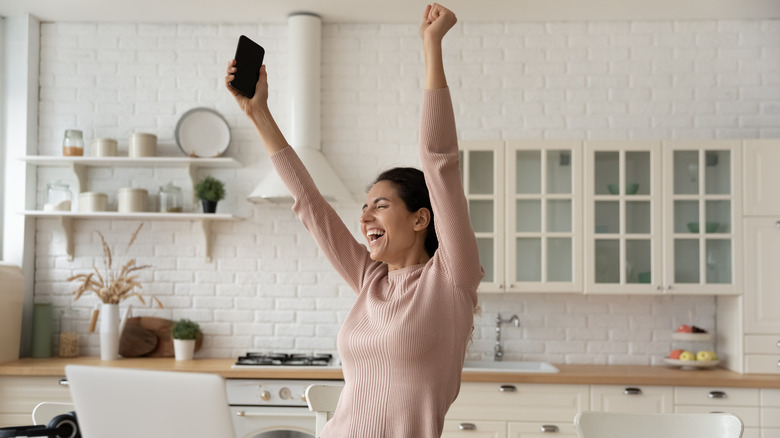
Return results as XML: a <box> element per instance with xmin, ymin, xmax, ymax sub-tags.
<box><xmin>419</xmin><ymin>3</ymin><xmax>457</xmax><ymax>42</ymax></box>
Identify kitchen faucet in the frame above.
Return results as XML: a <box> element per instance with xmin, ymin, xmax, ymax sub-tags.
<box><xmin>494</xmin><ymin>313</ymin><xmax>520</xmax><ymax>361</ymax></box>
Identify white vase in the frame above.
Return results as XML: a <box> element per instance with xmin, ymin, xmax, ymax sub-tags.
<box><xmin>99</xmin><ymin>303</ymin><xmax>120</xmax><ymax>361</ymax></box>
<box><xmin>173</xmin><ymin>339</ymin><xmax>195</xmax><ymax>361</ymax></box>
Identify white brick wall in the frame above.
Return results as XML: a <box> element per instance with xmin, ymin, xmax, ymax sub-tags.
<box><xmin>34</xmin><ymin>19</ymin><xmax>778</xmax><ymax>363</ymax></box>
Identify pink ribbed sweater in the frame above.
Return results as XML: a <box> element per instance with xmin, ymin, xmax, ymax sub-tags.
<box><xmin>270</xmin><ymin>88</ymin><xmax>484</xmax><ymax>438</ymax></box>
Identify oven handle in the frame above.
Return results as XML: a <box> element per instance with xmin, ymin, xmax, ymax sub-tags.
<box><xmin>235</xmin><ymin>410</ymin><xmax>277</xmax><ymax>418</ymax></box>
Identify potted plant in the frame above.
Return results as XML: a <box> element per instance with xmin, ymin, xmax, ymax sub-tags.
<box><xmin>171</xmin><ymin>318</ymin><xmax>201</xmax><ymax>361</ymax></box>
<box><xmin>194</xmin><ymin>175</ymin><xmax>225</xmax><ymax>213</ymax></box>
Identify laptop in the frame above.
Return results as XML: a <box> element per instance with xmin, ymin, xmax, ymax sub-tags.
<box><xmin>65</xmin><ymin>365</ymin><xmax>236</xmax><ymax>438</ymax></box>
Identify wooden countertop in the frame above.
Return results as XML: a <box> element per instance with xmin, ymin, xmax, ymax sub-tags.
<box><xmin>1</xmin><ymin>357</ymin><xmax>779</xmax><ymax>388</ymax></box>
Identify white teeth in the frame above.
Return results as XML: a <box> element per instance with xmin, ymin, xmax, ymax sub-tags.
<box><xmin>366</xmin><ymin>229</ymin><xmax>385</xmax><ymax>241</ymax></box>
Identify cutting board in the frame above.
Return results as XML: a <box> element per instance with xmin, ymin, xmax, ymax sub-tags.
<box><xmin>120</xmin><ymin>317</ymin><xmax>203</xmax><ymax>358</ymax></box>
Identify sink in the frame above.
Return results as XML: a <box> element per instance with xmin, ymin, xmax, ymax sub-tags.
<box><xmin>462</xmin><ymin>360</ymin><xmax>559</xmax><ymax>373</ymax></box>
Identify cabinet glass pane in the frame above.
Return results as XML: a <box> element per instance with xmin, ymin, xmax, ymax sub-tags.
<box><xmin>516</xmin><ymin>200</ymin><xmax>541</xmax><ymax>232</ymax></box>
<box><xmin>468</xmin><ymin>151</ymin><xmax>494</xmax><ymax>195</ymax></box>
<box><xmin>547</xmin><ymin>238</ymin><xmax>572</xmax><ymax>282</ymax></box>
<box><xmin>594</xmin><ymin>151</ymin><xmax>619</xmax><ymax>195</ymax></box>
<box><xmin>706</xmin><ymin>239</ymin><xmax>732</xmax><ymax>284</ymax></box>
<box><xmin>705</xmin><ymin>150</ymin><xmax>731</xmax><ymax>195</ymax></box>
<box><xmin>516</xmin><ymin>238</ymin><xmax>541</xmax><ymax>282</ymax></box>
<box><xmin>595</xmin><ymin>201</ymin><xmax>619</xmax><ymax>234</ymax></box>
<box><xmin>674</xmin><ymin>239</ymin><xmax>700</xmax><ymax>283</ymax></box>
<box><xmin>674</xmin><ymin>200</ymin><xmax>699</xmax><ymax>233</ymax></box>
<box><xmin>626</xmin><ymin>201</ymin><xmax>651</xmax><ymax>234</ymax></box>
<box><xmin>547</xmin><ymin>199</ymin><xmax>572</xmax><ymax>232</ymax></box>
<box><xmin>516</xmin><ymin>151</ymin><xmax>541</xmax><ymax>194</ymax></box>
<box><xmin>626</xmin><ymin>239</ymin><xmax>651</xmax><ymax>284</ymax></box>
<box><xmin>477</xmin><ymin>238</ymin><xmax>494</xmax><ymax>283</ymax></box>
<box><xmin>674</xmin><ymin>150</ymin><xmax>699</xmax><ymax>195</ymax></box>
<box><xmin>595</xmin><ymin>239</ymin><xmax>620</xmax><ymax>283</ymax></box>
<box><xmin>547</xmin><ymin>150</ymin><xmax>572</xmax><ymax>194</ymax></box>
<box><xmin>625</xmin><ymin>151</ymin><xmax>650</xmax><ymax>195</ymax></box>
<box><xmin>469</xmin><ymin>200</ymin><xmax>493</xmax><ymax>233</ymax></box>
<box><xmin>705</xmin><ymin>200</ymin><xmax>730</xmax><ymax>233</ymax></box>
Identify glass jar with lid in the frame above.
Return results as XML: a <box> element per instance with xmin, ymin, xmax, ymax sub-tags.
<box><xmin>62</xmin><ymin>129</ymin><xmax>84</xmax><ymax>156</ymax></box>
<box><xmin>159</xmin><ymin>182</ymin><xmax>183</xmax><ymax>213</ymax></box>
<box><xmin>58</xmin><ymin>308</ymin><xmax>79</xmax><ymax>358</ymax></box>
<box><xmin>44</xmin><ymin>180</ymin><xmax>72</xmax><ymax>211</ymax></box>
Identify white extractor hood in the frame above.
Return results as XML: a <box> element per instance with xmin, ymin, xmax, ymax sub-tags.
<box><xmin>247</xmin><ymin>12</ymin><xmax>353</xmax><ymax>204</ymax></box>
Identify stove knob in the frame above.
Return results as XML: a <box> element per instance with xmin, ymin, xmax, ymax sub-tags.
<box><xmin>279</xmin><ymin>387</ymin><xmax>292</xmax><ymax>400</ymax></box>
<box><xmin>300</xmin><ymin>393</ymin><xmax>307</xmax><ymax>402</ymax></box>
<box><xmin>260</xmin><ymin>390</ymin><xmax>271</xmax><ymax>401</ymax></box>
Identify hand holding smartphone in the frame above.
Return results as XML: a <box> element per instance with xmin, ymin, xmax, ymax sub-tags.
<box><xmin>229</xmin><ymin>35</ymin><xmax>265</xmax><ymax>99</ymax></box>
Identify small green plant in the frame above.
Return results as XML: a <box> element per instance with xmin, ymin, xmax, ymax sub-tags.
<box><xmin>194</xmin><ymin>176</ymin><xmax>225</xmax><ymax>202</ymax></box>
<box><xmin>171</xmin><ymin>318</ymin><xmax>201</xmax><ymax>340</ymax></box>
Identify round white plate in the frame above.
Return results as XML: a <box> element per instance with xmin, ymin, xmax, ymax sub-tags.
<box><xmin>671</xmin><ymin>332</ymin><xmax>713</xmax><ymax>342</ymax></box>
<box><xmin>664</xmin><ymin>358</ymin><xmax>720</xmax><ymax>369</ymax></box>
<box><xmin>175</xmin><ymin>108</ymin><xmax>231</xmax><ymax>158</ymax></box>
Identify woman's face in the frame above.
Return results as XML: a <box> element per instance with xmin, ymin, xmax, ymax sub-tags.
<box><xmin>361</xmin><ymin>180</ymin><xmax>428</xmax><ymax>268</ymax></box>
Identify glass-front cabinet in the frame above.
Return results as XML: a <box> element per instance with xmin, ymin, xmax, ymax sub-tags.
<box><xmin>460</xmin><ymin>141</ymin><xmax>506</xmax><ymax>293</ymax></box>
<box><xmin>662</xmin><ymin>141</ymin><xmax>741</xmax><ymax>295</ymax></box>
<box><xmin>506</xmin><ymin>140</ymin><xmax>582</xmax><ymax>293</ymax></box>
<box><xmin>585</xmin><ymin>141</ymin><xmax>663</xmax><ymax>294</ymax></box>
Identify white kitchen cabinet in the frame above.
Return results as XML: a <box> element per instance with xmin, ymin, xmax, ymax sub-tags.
<box><xmin>442</xmin><ymin>420</ymin><xmax>507</xmax><ymax>438</ymax></box>
<box><xmin>674</xmin><ymin>386</ymin><xmax>760</xmax><ymax>438</ymax></box>
<box><xmin>761</xmin><ymin>390</ymin><xmax>780</xmax><ymax>438</ymax></box>
<box><xmin>584</xmin><ymin>140</ymin><xmax>741</xmax><ymax>295</ymax></box>
<box><xmin>507</xmin><ymin>422</ymin><xmax>576</xmax><ymax>437</ymax></box>
<box><xmin>0</xmin><ymin>376</ymin><xmax>72</xmax><ymax>428</ymax></box>
<box><xmin>461</xmin><ymin>140</ymin><xmax>582</xmax><ymax>293</ymax></box>
<box><xmin>743</xmin><ymin>140</ymin><xmax>780</xmax><ymax>216</ymax></box>
<box><xmin>19</xmin><ymin>156</ymin><xmax>241</xmax><ymax>262</ymax></box>
<box><xmin>590</xmin><ymin>384</ymin><xmax>673</xmax><ymax>413</ymax></box>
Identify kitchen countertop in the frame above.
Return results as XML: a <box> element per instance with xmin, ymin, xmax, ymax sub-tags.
<box><xmin>1</xmin><ymin>357</ymin><xmax>779</xmax><ymax>388</ymax></box>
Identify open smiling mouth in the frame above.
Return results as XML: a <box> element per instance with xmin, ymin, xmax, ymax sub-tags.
<box><xmin>367</xmin><ymin>229</ymin><xmax>385</xmax><ymax>246</ymax></box>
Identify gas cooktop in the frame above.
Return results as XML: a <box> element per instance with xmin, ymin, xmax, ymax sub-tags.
<box><xmin>233</xmin><ymin>352</ymin><xmax>336</xmax><ymax>368</ymax></box>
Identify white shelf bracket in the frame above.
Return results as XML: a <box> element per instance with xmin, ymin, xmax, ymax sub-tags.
<box><xmin>61</xmin><ymin>216</ymin><xmax>75</xmax><ymax>261</ymax></box>
<box><xmin>198</xmin><ymin>219</ymin><xmax>213</xmax><ymax>263</ymax></box>
<box><xmin>71</xmin><ymin>162</ymin><xmax>86</xmax><ymax>194</ymax></box>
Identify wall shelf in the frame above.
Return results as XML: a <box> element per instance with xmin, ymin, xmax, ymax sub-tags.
<box><xmin>21</xmin><ymin>211</ymin><xmax>238</xmax><ymax>263</ymax></box>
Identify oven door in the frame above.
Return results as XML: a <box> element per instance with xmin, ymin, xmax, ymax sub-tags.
<box><xmin>230</xmin><ymin>406</ymin><xmax>316</xmax><ymax>438</ymax></box>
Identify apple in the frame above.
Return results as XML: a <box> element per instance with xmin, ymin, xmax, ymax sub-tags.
<box><xmin>677</xmin><ymin>325</ymin><xmax>693</xmax><ymax>333</ymax></box>
<box><xmin>696</xmin><ymin>350</ymin><xmax>718</xmax><ymax>361</ymax></box>
<box><xmin>669</xmin><ymin>349</ymin><xmax>684</xmax><ymax>359</ymax></box>
<box><xmin>679</xmin><ymin>351</ymin><xmax>696</xmax><ymax>361</ymax></box>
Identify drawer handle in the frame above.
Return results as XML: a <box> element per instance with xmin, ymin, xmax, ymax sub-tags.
<box><xmin>499</xmin><ymin>385</ymin><xmax>517</xmax><ymax>392</ymax></box>
<box><xmin>459</xmin><ymin>423</ymin><xmax>477</xmax><ymax>431</ymax></box>
<box><xmin>708</xmin><ymin>391</ymin><xmax>727</xmax><ymax>399</ymax></box>
<box><xmin>540</xmin><ymin>425</ymin><xmax>560</xmax><ymax>433</ymax></box>
<box><xmin>776</xmin><ymin>340</ymin><xmax>780</xmax><ymax>349</ymax></box>
<box><xmin>775</xmin><ymin>220</ymin><xmax>780</xmax><ymax>228</ymax></box>
<box><xmin>58</xmin><ymin>379</ymin><xmax>69</xmax><ymax>386</ymax></box>
<box><xmin>624</xmin><ymin>387</ymin><xmax>643</xmax><ymax>395</ymax></box>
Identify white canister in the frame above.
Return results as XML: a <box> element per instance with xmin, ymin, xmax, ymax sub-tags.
<box><xmin>78</xmin><ymin>192</ymin><xmax>108</xmax><ymax>212</ymax></box>
<box><xmin>91</xmin><ymin>138</ymin><xmax>118</xmax><ymax>157</ymax></box>
<box><xmin>128</xmin><ymin>133</ymin><xmax>157</xmax><ymax>157</ymax></box>
<box><xmin>117</xmin><ymin>188</ymin><xmax>148</xmax><ymax>212</ymax></box>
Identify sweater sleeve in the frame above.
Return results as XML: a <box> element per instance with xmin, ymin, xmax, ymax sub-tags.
<box><xmin>419</xmin><ymin>88</ymin><xmax>484</xmax><ymax>292</ymax></box>
<box><xmin>269</xmin><ymin>147</ymin><xmax>377</xmax><ymax>294</ymax></box>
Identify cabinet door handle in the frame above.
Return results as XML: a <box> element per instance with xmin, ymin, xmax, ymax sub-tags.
<box><xmin>499</xmin><ymin>385</ymin><xmax>517</xmax><ymax>392</ymax></box>
<box><xmin>623</xmin><ymin>387</ymin><xmax>643</xmax><ymax>395</ymax></box>
<box><xmin>540</xmin><ymin>425</ymin><xmax>559</xmax><ymax>433</ymax></box>
<box><xmin>656</xmin><ymin>285</ymin><xmax>663</xmax><ymax>291</ymax></box>
<box><xmin>775</xmin><ymin>220</ymin><xmax>780</xmax><ymax>228</ymax></box>
<box><xmin>776</xmin><ymin>340</ymin><xmax>780</xmax><ymax>349</ymax></box>
<box><xmin>58</xmin><ymin>379</ymin><xmax>69</xmax><ymax>386</ymax></box>
<box><xmin>458</xmin><ymin>423</ymin><xmax>477</xmax><ymax>431</ymax></box>
<box><xmin>776</xmin><ymin>360</ymin><xmax>780</xmax><ymax>367</ymax></box>
<box><xmin>708</xmin><ymin>391</ymin><xmax>727</xmax><ymax>399</ymax></box>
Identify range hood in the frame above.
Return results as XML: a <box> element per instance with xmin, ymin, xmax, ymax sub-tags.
<box><xmin>247</xmin><ymin>12</ymin><xmax>353</xmax><ymax>204</ymax></box>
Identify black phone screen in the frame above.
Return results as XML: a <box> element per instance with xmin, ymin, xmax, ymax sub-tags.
<box><xmin>230</xmin><ymin>35</ymin><xmax>265</xmax><ymax>99</ymax></box>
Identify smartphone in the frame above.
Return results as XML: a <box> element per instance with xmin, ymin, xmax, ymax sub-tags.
<box><xmin>229</xmin><ymin>35</ymin><xmax>265</xmax><ymax>99</ymax></box>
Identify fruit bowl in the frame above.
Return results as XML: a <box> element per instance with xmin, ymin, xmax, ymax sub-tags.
<box><xmin>664</xmin><ymin>358</ymin><xmax>721</xmax><ymax>370</ymax></box>
<box><xmin>686</xmin><ymin>221</ymin><xmax>720</xmax><ymax>233</ymax></box>
<box><xmin>607</xmin><ymin>183</ymin><xmax>640</xmax><ymax>195</ymax></box>
<box><xmin>671</xmin><ymin>332</ymin><xmax>713</xmax><ymax>342</ymax></box>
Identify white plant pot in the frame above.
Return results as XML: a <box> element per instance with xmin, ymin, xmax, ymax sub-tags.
<box><xmin>173</xmin><ymin>339</ymin><xmax>196</xmax><ymax>361</ymax></box>
<box><xmin>99</xmin><ymin>303</ymin><xmax>120</xmax><ymax>361</ymax></box>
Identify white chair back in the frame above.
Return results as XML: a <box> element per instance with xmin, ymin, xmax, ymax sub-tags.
<box><xmin>575</xmin><ymin>411</ymin><xmax>744</xmax><ymax>438</ymax></box>
<box><xmin>305</xmin><ymin>384</ymin><xmax>344</xmax><ymax>436</ymax></box>
<box><xmin>32</xmin><ymin>402</ymin><xmax>75</xmax><ymax>425</ymax></box>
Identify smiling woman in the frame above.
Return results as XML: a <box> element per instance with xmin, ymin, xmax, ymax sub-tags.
<box><xmin>226</xmin><ymin>3</ymin><xmax>483</xmax><ymax>437</ymax></box>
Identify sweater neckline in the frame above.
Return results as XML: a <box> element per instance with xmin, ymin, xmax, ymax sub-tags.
<box><xmin>387</xmin><ymin>263</ymin><xmax>426</xmax><ymax>279</ymax></box>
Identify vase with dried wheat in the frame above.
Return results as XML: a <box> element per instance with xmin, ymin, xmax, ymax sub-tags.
<box><xmin>67</xmin><ymin>223</ymin><xmax>162</xmax><ymax>360</ymax></box>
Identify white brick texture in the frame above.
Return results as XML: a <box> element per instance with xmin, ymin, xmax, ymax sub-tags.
<box><xmin>36</xmin><ymin>18</ymin><xmax>778</xmax><ymax>361</ymax></box>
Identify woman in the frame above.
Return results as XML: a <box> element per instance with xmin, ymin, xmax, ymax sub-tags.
<box><xmin>226</xmin><ymin>4</ymin><xmax>483</xmax><ymax>437</ymax></box>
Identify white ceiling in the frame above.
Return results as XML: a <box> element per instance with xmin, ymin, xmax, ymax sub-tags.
<box><xmin>1</xmin><ymin>0</ymin><xmax>779</xmax><ymax>23</ymax></box>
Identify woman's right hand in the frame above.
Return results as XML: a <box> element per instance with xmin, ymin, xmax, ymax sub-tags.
<box><xmin>225</xmin><ymin>60</ymin><xmax>269</xmax><ymax>117</ymax></box>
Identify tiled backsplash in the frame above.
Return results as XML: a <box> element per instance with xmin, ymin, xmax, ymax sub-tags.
<box><xmin>34</xmin><ymin>19</ymin><xmax>778</xmax><ymax>363</ymax></box>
